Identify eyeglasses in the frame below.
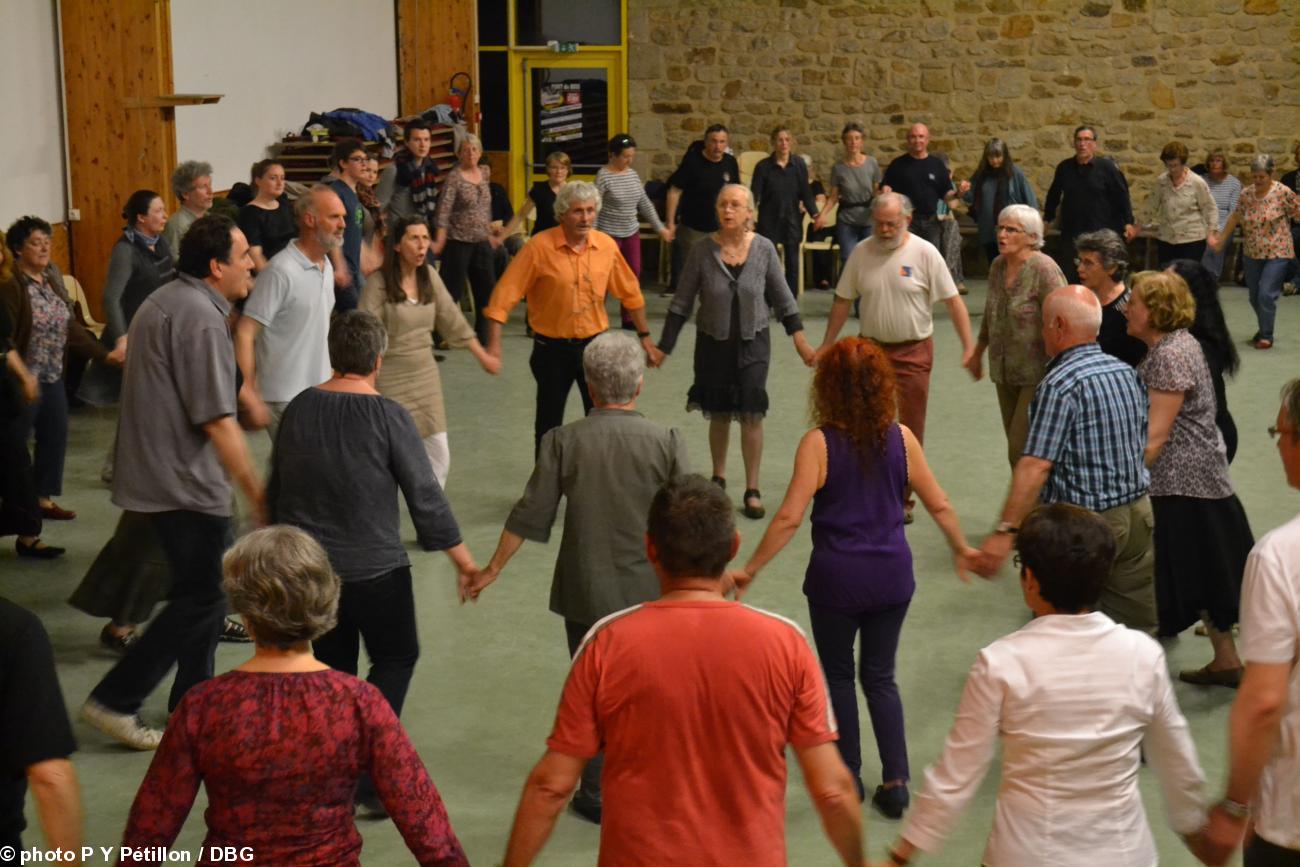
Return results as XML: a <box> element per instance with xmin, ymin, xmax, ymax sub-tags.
<box><xmin>1013</xmin><ymin>554</ymin><xmax>1023</xmax><ymax>569</ymax></box>
<box><xmin>1269</xmin><ymin>425</ymin><xmax>1297</xmax><ymax>443</ymax></box>
<box><xmin>1073</xmin><ymin>257</ymin><xmax>1102</xmax><ymax>269</ymax></box>
<box><xmin>995</xmin><ymin>226</ymin><xmax>1026</xmax><ymax>235</ymax></box>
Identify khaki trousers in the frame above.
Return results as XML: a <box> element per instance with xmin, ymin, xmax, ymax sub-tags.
<box><xmin>1098</xmin><ymin>495</ymin><xmax>1157</xmax><ymax>634</ymax></box>
<box><xmin>995</xmin><ymin>382</ymin><xmax>1037</xmax><ymax>467</ymax></box>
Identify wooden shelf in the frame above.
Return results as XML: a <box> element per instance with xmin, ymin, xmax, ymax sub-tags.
<box><xmin>122</xmin><ymin>93</ymin><xmax>223</xmax><ymax>109</ymax></box>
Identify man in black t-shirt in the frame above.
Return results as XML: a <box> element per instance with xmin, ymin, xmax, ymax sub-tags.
<box><xmin>664</xmin><ymin>124</ymin><xmax>740</xmax><ymax>292</ymax></box>
<box><xmin>881</xmin><ymin>123</ymin><xmax>968</xmax><ymax>250</ymax></box>
<box><xmin>0</xmin><ymin>598</ymin><xmax>80</xmax><ymax>860</ymax></box>
<box><xmin>1043</xmin><ymin>126</ymin><xmax>1136</xmax><ymax>282</ymax></box>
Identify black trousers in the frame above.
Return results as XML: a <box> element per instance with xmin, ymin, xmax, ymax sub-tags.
<box><xmin>0</xmin><ymin>409</ymin><xmax>41</xmax><ymax>538</ymax></box>
<box><xmin>911</xmin><ymin>215</ymin><xmax>943</xmax><ymax>250</ymax></box>
<box><xmin>313</xmin><ymin>566</ymin><xmax>419</xmax><ymax>718</ymax></box>
<box><xmin>91</xmin><ymin>510</ymin><xmax>231</xmax><ymax>713</ymax></box>
<box><xmin>1246</xmin><ymin>835</ymin><xmax>1300</xmax><ymax>866</ymax></box>
<box><xmin>440</xmin><ymin>238</ymin><xmax>496</xmax><ymax>344</ymax></box>
<box><xmin>530</xmin><ymin>336</ymin><xmax>594</xmax><ymax>455</ymax></box>
<box><xmin>565</xmin><ymin>619</ymin><xmax>603</xmax><ymax>802</ymax></box>
<box><xmin>759</xmin><ymin>225</ymin><xmax>803</xmax><ymax>295</ymax></box>
<box><xmin>1156</xmin><ymin>239</ymin><xmax>1207</xmax><ymax>267</ymax></box>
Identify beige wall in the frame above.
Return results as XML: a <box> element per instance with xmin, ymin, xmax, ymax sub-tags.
<box><xmin>628</xmin><ymin>0</ymin><xmax>1300</xmax><ymax>211</ymax></box>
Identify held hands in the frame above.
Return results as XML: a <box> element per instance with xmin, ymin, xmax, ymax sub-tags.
<box><xmin>953</xmin><ymin>546</ymin><xmax>981</xmax><ymax>583</ymax></box>
<box><xmin>659</xmin><ymin>227</ymin><xmax>675</xmax><ymax>243</ymax></box>
<box><xmin>1188</xmin><ymin>805</ymin><xmax>1248</xmax><ymax>865</ymax></box>
<box><xmin>461</xmin><ymin>566</ymin><xmax>500</xmax><ymax>603</ymax></box>
<box><xmin>479</xmin><ymin>353</ymin><xmax>502</xmax><ymax>375</ymax></box>
<box><xmin>972</xmin><ymin>532</ymin><xmax>1015</xmax><ymax>578</ymax></box>
<box><xmin>723</xmin><ymin>568</ymin><xmax>755</xmax><ymax>601</ymax></box>
<box><xmin>644</xmin><ymin>342</ymin><xmax>666</xmax><ymax>369</ymax></box>
<box><xmin>1123</xmin><ymin>223</ymin><xmax>1140</xmax><ymax>243</ymax></box>
<box><xmin>956</xmin><ymin>179</ymin><xmax>972</xmax><ymax>196</ymax></box>
<box><xmin>961</xmin><ymin>346</ymin><xmax>983</xmax><ymax>381</ymax></box>
<box><xmin>796</xmin><ymin>341</ymin><xmax>817</xmax><ymax>368</ymax></box>
<box><xmin>812</xmin><ymin>213</ymin><xmax>828</xmax><ymax>232</ymax></box>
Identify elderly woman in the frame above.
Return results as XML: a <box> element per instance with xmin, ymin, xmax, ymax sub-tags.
<box><xmin>1144</xmin><ymin>141</ymin><xmax>1217</xmax><ymax>266</ymax></box>
<box><xmin>814</xmin><ymin>122</ymin><xmax>882</xmax><ymax>265</ymax></box>
<box><xmin>1200</xmin><ymin>148</ymin><xmax>1243</xmax><ymax>281</ymax></box>
<box><xmin>161</xmin><ymin>159</ymin><xmax>213</xmax><ymax>261</ymax></box>
<box><xmin>963</xmin><ymin>139</ymin><xmax>1038</xmax><ymax>264</ymax></box>
<box><xmin>237</xmin><ymin>159</ymin><xmax>295</xmax><ymax>270</ymax></box>
<box><xmin>965</xmin><ymin>205</ymin><xmax>1065</xmax><ymax>465</ymax></box>
<box><xmin>752</xmin><ymin>126</ymin><xmax>820</xmax><ymax>294</ymax></box>
<box><xmin>1169</xmin><ymin>259</ymin><xmax>1240</xmax><ymax>462</ymax></box>
<box><xmin>361</xmin><ymin>216</ymin><xmax>500</xmax><ymax>486</ymax></box>
<box><xmin>1211</xmin><ymin>154</ymin><xmax>1300</xmax><ymax>349</ymax></box>
<box><xmin>268</xmin><ymin>311</ymin><xmax>478</xmax><ymax>815</ymax></box>
<box><xmin>885</xmin><ymin>504</ymin><xmax>1206</xmax><ymax>867</ymax></box>
<box><xmin>119</xmin><ymin>525</ymin><xmax>469</xmax><ymax>865</ymax></box>
<box><xmin>1127</xmin><ymin>270</ymin><xmax>1253</xmax><ymax>687</ymax></box>
<box><xmin>658</xmin><ymin>184</ymin><xmax>815</xmax><ymax>519</ymax></box>
<box><xmin>497</xmin><ymin>151</ymin><xmax>572</xmax><ymax>241</ymax></box>
<box><xmin>1073</xmin><ymin>229</ymin><xmax>1147</xmax><ymax>366</ymax></box>
<box><xmin>731</xmin><ymin>337</ymin><xmax>974</xmax><ymax>817</ymax></box>
<box><xmin>433</xmin><ymin>133</ymin><xmax>498</xmax><ymax>343</ymax></box>
<box><xmin>1</xmin><ymin>217</ymin><xmax>118</xmax><ymax>526</ymax></box>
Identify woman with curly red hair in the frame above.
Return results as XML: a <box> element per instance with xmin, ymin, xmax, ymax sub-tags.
<box><xmin>730</xmin><ymin>336</ymin><xmax>976</xmax><ymax>820</ymax></box>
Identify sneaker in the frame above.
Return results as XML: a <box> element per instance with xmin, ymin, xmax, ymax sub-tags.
<box><xmin>871</xmin><ymin>783</ymin><xmax>910</xmax><ymax>820</ymax></box>
<box><xmin>82</xmin><ymin>698</ymin><xmax>163</xmax><ymax>750</ymax></box>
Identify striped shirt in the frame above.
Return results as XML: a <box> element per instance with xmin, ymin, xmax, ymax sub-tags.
<box><xmin>595</xmin><ymin>166</ymin><xmax>665</xmax><ymax>238</ymax></box>
<box><xmin>1023</xmin><ymin>342</ymin><xmax>1149</xmax><ymax>512</ymax></box>
<box><xmin>1204</xmin><ymin>174</ymin><xmax>1242</xmax><ymax>230</ymax></box>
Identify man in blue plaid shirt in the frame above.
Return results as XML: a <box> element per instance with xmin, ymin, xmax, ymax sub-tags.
<box><xmin>975</xmin><ymin>285</ymin><xmax>1156</xmax><ymax>633</ymax></box>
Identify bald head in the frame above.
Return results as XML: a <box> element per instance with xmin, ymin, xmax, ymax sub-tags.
<box><xmin>906</xmin><ymin>123</ymin><xmax>930</xmax><ymax>158</ymax></box>
<box><xmin>1042</xmin><ymin>285</ymin><xmax>1102</xmax><ymax>356</ymax></box>
<box><xmin>297</xmin><ymin>184</ymin><xmax>346</xmax><ymax>254</ymax></box>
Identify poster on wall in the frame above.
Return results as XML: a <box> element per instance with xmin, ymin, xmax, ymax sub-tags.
<box><xmin>540</xmin><ymin>83</ymin><xmax>583</xmax><ymax>143</ymax></box>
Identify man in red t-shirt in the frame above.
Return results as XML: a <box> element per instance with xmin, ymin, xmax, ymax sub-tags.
<box><xmin>503</xmin><ymin>475</ymin><xmax>864</xmax><ymax>867</ymax></box>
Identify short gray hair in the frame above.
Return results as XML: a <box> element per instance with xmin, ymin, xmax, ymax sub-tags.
<box><xmin>328</xmin><ymin>311</ymin><xmax>389</xmax><ymax>375</ymax></box>
<box><xmin>873</xmin><ymin>191</ymin><xmax>914</xmax><ymax>218</ymax></box>
<box><xmin>1074</xmin><ymin>229</ymin><xmax>1129</xmax><ymax>280</ymax></box>
<box><xmin>171</xmin><ymin>160</ymin><xmax>213</xmax><ymax>199</ymax></box>
<box><xmin>1000</xmin><ymin>204</ymin><xmax>1045</xmax><ymax>250</ymax></box>
<box><xmin>1250</xmin><ymin>153</ymin><xmax>1276</xmax><ymax>174</ymax></box>
<box><xmin>295</xmin><ymin>183</ymin><xmax>337</xmax><ymax>221</ymax></box>
<box><xmin>222</xmin><ymin>526</ymin><xmax>340</xmax><ymax>650</ymax></box>
<box><xmin>555</xmin><ymin>180</ymin><xmax>602</xmax><ymax>219</ymax></box>
<box><xmin>456</xmin><ymin>132</ymin><xmax>483</xmax><ymax>154</ymax></box>
<box><xmin>716</xmin><ymin>183</ymin><xmax>756</xmax><ymax>230</ymax></box>
<box><xmin>583</xmin><ymin>331</ymin><xmax>644</xmax><ymax>405</ymax></box>
<box><xmin>1282</xmin><ymin>378</ymin><xmax>1300</xmax><ymax>433</ymax></box>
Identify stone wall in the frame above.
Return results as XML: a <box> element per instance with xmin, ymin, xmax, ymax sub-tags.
<box><xmin>627</xmin><ymin>0</ymin><xmax>1300</xmax><ymax>212</ymax></box>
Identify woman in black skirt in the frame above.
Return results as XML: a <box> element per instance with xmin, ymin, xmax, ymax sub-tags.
<box><xmin>657</xmin><ymin>184</ymin><xmax>815</xmax><ymax>519</ymax></box>
<box><xmin>1126</xmin><ymin>269</ymin><xmax>1254</xmax><ymax>687</ymax></box>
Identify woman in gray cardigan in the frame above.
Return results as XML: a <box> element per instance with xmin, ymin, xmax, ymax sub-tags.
<box><xmin>658</xmin><ymin>184</ymin><xmax>815</xmax><ymax>519</ymax></box>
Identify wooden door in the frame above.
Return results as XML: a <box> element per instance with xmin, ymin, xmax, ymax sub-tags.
<box><xmin>60</xmin><ymin>0</ymin><xmax>176</xmax><ymax>318</ymax></box>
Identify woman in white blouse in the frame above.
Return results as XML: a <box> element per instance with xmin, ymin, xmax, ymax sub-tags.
<box><xmin>879</xmin><ymin>504</ymin><xmax>1208</xmax><ymax>867</ymax></box>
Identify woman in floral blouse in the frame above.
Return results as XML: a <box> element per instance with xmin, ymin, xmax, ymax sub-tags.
<box><xmin>963</xmin><ymin>204</ymin><xmax>1066</xmax><ymax>466</ymax></box>
<box><xmin>433</xmin><ymin>133</ymin><xmax>497</xmax><ymax>344</ymax></box>
<box><xmin>120</xmin><ymin>526</ymin><xmax>468</xmax><ymax>867</ymax></box>
<box><xmin>1211</xmin><ymin>153</ymin><xmax>1300</xmax><ymax>349</ymax></box>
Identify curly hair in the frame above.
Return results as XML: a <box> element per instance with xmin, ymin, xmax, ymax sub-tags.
<box><xmin>811</xmin><ymin>337</ymin><xmax>897</xmax><ymax>466</ymax></box>
<box><xmin>0</xmin><ymin>231</ymin><xmax>11</xmax><ymax>284</ymax></box>
<box><xmin>1130</xmin><ymin>270</ymin><xmax>1195</xmax><ymax>333</ymax></box>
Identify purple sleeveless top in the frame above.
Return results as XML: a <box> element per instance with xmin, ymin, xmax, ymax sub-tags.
<box><xmin>804</xmin><ymin>424</ymin><xmax>915</xmax><ymax>612</ymax></box>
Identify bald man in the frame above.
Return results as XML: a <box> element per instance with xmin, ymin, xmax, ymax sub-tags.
<box><xmin>881</xmin><ymin>123</ymin><xmax>968</xmax><ymax>249</ymax></box>
<box><xmin>975</xmin><ymin>285</ymin><xmax>1156</xmax><ymax>633</ymax></box>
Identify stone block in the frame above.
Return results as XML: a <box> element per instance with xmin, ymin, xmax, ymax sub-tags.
<box><xmin>1149</xmin><ymin>81</ymin><xmax>1176</xmax><ymax>108</ymax></box>
<box><xmin>922</xmin><ymin>67</ymin><xmax>954</xmax><ymax>93</ymax></box>
<box><xmin>1244</xmin><ymin>0</ymin><xmax>1278</xmax><ymax>11</ymax></box>
<box><xmin>722</xmin><ymin>79</ymin><xmax>743</xmax><ymax>99</ymax></box>
<box><xmin>1001</xmin><ymin>14</ymin><xmax>1035</xmax><ymax>37</ymax></box>
<box><xmin>651</xmin><ymin>102</ymin><xmax>693</xmax><ymax>114</ymax></box>
<box><xmin>1211</xmin><ymin>50</ymin><xmax>1242</xmax><ymax>65</ymax></box>
<box><xmin>1132</xmin><ymin>55</ymin><xmax>1157</xmax><ymax>66</ymax></box>
<box><xmin>803</xmin><ymin>68</ymin><xmax>826</xmax><ymax>85</ymax></box>
<box><xmin>1080</xmin><ymin>1</ymin><xmax>1113</xmax><ymax>15</ymax></box>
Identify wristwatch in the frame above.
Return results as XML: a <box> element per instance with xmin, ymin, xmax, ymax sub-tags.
<box><xmin>993</xmin><ymin>521</ymin><xmax>1018</xmax><ymax>535</ymax></box>
<box><xmin>1218</xmin><ymin>797</ymin><xmax>1250</xmax><ymax>820</ymax></box>
<box><xmin>637</xmin><ymin>330</ymin><xmax>651</xmax><ymax>339</ymax></box>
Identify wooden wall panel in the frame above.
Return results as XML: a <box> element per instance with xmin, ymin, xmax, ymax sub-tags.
<box><xmin>50</xmin><ymin>222</ymin><xmax>72</xmax><ymax>276</ymax></box>
<box><xmin>60</xmin><ymin>0</ymin><xmax>176</xmax><ymax>319</ymax></box>
<box><xmin>397</xmin><ymin>0</ymin><xmax>477</xmax><ymax>128</ymax></box>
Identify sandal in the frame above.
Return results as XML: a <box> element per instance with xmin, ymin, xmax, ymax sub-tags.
<box><xmin>219</xmin><ymin>616</ymin><xmax>253</xmax><ymax>643</ymax></box>
<box><xmin>742</xmin><ymin>489</ymin><xmax>765</xmax><ymax>520</ymax></box>
<box><xmin>710</xmin><ymin>475</ymin><xmax>726</xmax><ymax>490</ymax></box>
<box><xmin>1253</xmin><ymin>337</ymin><xmax>1273</xmax><ymax>350</ymax></box>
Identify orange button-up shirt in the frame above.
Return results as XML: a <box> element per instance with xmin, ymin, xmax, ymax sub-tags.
<box><xmin>483</xmin><ymin>226</ymin><xmax>645</xmax><ymax>339</ymax></box>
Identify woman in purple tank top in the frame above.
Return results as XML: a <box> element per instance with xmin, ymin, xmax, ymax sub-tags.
<box><xmin>730</xmin><ymin>337</ymin><xmax>976</xmax><ymax>820</ymax></box>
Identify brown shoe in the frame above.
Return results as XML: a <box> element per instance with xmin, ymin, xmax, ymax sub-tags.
<box><xmin>40</xmin><ymin>501</ymin><xmax>76</xmax><ymax>520</ymax></box>
<box><xmin>1178</xmin><ymin>665</ymin><xmax>1242</xmax><ymax>688</ymax></box>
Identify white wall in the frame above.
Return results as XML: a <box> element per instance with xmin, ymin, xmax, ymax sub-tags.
<box><xmin>0</xmin><ymin>0</ymin><xmax>67</xmax><ymax>226</ymax></box>
<box><xmin>170</xmin><ymin>0</ymin><xmax>400</xmax><ymax>190</ymax></box>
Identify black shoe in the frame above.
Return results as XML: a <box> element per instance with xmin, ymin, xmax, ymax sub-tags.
<box><xmin>710</xmin><ymin>475</ymin><xmax>726</xmax><ymax>490</ymax></box>
<box><xmin>16</xmin><ymin>538</ymin><xmax>66</xmax><ymax>559</ymax></box>
<box><xmin>99</xmin><ymin>624</ymin><xmax>139</xmax><ymax>654</ymax></box>
<box><xmin>871</xmin><ymin>783</ymin><xmax>910</xmax><ymax>820</ymax></box>
<box><xmin>853</xmin><ymin>776</ymin><xmax>866</xmax><ymax>803</ymax></box>
<box><xmin>355</xmin><ymin>790</ymin><xmax>389</xmax><ymax>820</ymax></box>
<box><xmin>742</xmin><ymin>489</ymin><xmax>765</xmax><ymax>520</ymax></box>
<box><xmin>570</xmin><ymin>792</ymin><xmax>602</xmax><ymax>825</ymax></box>
<box><xmin>219</xmin><ymin>617</ymin><xmax>252</xmax><ymax>643</ymax></box>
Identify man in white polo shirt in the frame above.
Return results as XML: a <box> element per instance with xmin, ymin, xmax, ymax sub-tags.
<box><xmin>235</xmin><ymin>185</ymin><xmax>345</xmax><ymax>438</ymax></box>
<box><xmin>1198</xmin><ymin>378</ymin><xmax>1300</xmax><ymax>866</ymax></box>
<box><xmin>815</xmin><ymin>192</ymin><xmax>974</xmax><ymax>515</ymax></box>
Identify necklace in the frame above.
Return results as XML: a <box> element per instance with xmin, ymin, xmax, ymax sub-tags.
<box><xmin>717</xmin><ymin>231</ymin><xmax>749</xmax><ymax>265</ymax></box>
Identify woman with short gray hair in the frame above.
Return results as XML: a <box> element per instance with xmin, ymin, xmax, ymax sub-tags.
<box><xmin>1210</xmin><ymin>153</ymin><xmax>1300</xmax><ymax>349</ymax></box>
<box><xmin>433</xmin><ymin>134</ymin><xmax>496</xmax><ymax>343</ymax></box>
<box><xmin>965</xmin><ymin>204</ymin><xmax>1066</xmax><ymax>465</ymax></box>
<box><xmin>119</xmin><ymin>524</ymin><xmax>470</xmax><ymax>865</ymax></box>
<box><xmin>1074</xmin><ymin>229</ymin><xmax>1147</xmax><ymax>366</ymax></box>
<box><xmin>161</xmin><ymin>159</ymin><xmax>214</xmax><ymax>261</ymax></box>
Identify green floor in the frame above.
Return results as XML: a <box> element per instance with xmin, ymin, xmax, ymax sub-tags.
<box><xmin>8</xmin><ymin>276</ymin><xmax>1298</xmax><ymax>866</ymax></box>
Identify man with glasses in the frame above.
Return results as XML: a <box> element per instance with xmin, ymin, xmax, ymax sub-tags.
<box><xmin>1197</xmin><ymin>379</ymin><xmax>1300</xmax><ymax>866</ymax></box>
<box><xmin>323</xmin><ymin>138</ymin><xmax>369</xmax><ymax>311</ymax></box>
<box><xmin>1044</xmin><ymin>125</ymin><xmax>1137</xmax><ymax>282</ymax></box>
<box><xmin>814</xmin><ymin>192</ymin><xmax>975</xmax><ymax>519</ymax></box>
<box><xmin>973</xmin><ymin>284</ymin><xmax>1156</xmax><ymax>635</ymax></box>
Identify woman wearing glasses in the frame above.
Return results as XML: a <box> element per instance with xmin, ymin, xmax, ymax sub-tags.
<box><xmin>963</xmin><ymin>205</ymin><xmax>1065</xmax><ymax>466</ymax></box>
<box><xmin>657</xmin><ymin>184</ymin><xmax>815</xmax><ymax>519</ymax></box>
<box><xmin>1073</xmin><ymin>228</ymin><xmax>1148</xmax><ymax>366</ymax></box>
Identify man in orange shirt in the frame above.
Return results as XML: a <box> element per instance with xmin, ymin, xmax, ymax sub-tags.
<box><xmin>484</xmin><ymin>180</ymin><xmax>663</xmax><ymax>453</ymax></box>
<box><xmin>503</xmin><ymin>475</ymin><xmax>864</xmax><ymax>867</ymax></box>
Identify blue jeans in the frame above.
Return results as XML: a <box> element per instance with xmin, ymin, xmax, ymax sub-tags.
<box><xmin>12</xmin><ymin>377</ymin><xmax>68</xmax><ymax>498</ymax></box>
<box><xmin>808</xmin><ymin>599</ymin><xmax>911</xmax><ymax>785</ymax></box>
<box><xmin>1244</xmin><ymin>256</ymin><xmax>1289</xmax><ymax>341</ymax></box>
<box><xmin>834</xmin><ymin>222</ymin><xmax>872</xmax><ymax>266</ymax></box>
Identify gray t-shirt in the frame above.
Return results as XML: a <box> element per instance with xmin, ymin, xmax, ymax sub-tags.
<box><xmin>112</xmin><ymin>274</ymin><xmax>237</xmax><ymax>516</ymax></box>
<box><xmin>831</xmin><ymin>157</ymin><xmax>882</xmax><ymax>227</ymax></box>
<box><xmin>243</xmin><ymin>240</ymin><xmax>334</xmax><ymax>403</ymax></box>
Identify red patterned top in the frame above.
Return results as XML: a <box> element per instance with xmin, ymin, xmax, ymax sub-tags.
<box><xmin>120</xmin><ymin>669</ymin><xmax>467</xmax><ymax>866</ymax></box>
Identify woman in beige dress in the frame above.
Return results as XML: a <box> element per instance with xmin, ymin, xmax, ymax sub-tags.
<box><xmin>360</xmin><ymin>216</ymin><xmax>499</xmax><ymax>487</ymax></box>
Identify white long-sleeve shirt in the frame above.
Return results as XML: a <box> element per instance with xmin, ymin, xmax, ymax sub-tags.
<box><xmin>903</xmin><ymin>611</ymin><xmax>1206</xmax><ymax>867</ymax></box>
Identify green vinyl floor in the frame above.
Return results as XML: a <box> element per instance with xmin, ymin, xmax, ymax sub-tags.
<box><xmin>6</xmin><ymin>275</ymin><xmax>1299</xmax><ymax>867</ymax></box>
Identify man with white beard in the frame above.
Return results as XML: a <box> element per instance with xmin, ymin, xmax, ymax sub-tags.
<box><xmin>815</xmin><ymin>192</ymin><xmax>974</xmax><ymax>514</ymax></box>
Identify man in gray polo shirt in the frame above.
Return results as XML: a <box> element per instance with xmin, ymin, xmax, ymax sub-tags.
<box><xmin>83</xmin><ymin>214</ymin><xmax>262</xmax><ymax>750</ymax></box>
<box><xmin>467</xmin><ymin>331</ymin><xmax>689</xmax><ymax>823</ymax></box>
<box><xmin>235</xmin><ymin>185</ymin><xmax>345</xmax><ymax>437</ymax></box>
